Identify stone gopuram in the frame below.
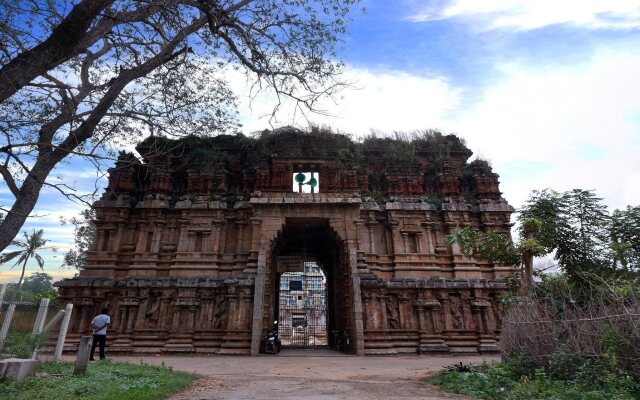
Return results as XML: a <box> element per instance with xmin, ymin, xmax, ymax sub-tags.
<box><xmin>57</xmin><ymin>128</ymin><xmax>517</xmax><ymax>355</ymax></box>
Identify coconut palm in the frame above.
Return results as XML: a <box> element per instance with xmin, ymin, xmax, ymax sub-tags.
<box><xmin>0</xmin><ymin>229</ymin><xmax>52</xmax><ymax>302</ymax></box>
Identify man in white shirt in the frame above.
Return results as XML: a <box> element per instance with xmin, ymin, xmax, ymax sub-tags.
<box><xmin>89</xmin><ymin>308</ymin><xmax>111</xmax><ymax>361</ymax></box>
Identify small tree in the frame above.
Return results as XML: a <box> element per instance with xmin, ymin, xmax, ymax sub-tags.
<box><xmin>446</xmin><ymin>224</ymin><xmax>545</xmax><ymax>293</ymax></box>
<box><xmin>0</xmin><ymin>229</ymin><xmax>53</xmax><ymax>302</ymax></box>
<box><xmin>449</xmin><ymin>189</ymin><xmax>639</xmax><ymax>291</ymax></box>
<box><xmin>610</xmin><ymin>206</ymin><xmax>640</xmax><ymax>275</ymax></box>
<box><xmin>62</xmin><ymin>208</ymin><xmax>96</xmax><ymax>271</ymax></box>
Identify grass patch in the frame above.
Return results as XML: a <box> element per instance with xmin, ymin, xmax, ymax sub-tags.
<box><xmin>430</xmin><ymin>362</ymin><xmax>640</xmax><ymax>400</ymax></box>
<box><xmin>0</xmin><ymin>360</ymin><xmax>195</xmax><ymax>400</ymax></box>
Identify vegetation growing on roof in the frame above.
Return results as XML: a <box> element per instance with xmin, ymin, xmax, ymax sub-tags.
<box><xmin>124</xmin><ymin>127</ymin><xmax>494</xmax><ymax>203</ymax></box>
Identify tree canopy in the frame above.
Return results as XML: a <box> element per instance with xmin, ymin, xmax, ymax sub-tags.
<box><xmin>448</xmin><ymin>188</ymin><xmax>640</xmax><ymax>288</ymax></box>
<box><xmin>3</xmin><ymin>272</ymin><xmax>58</xmax><ymax>302</ymax></box>
<box><xmin>0</xmin><ymin>0</ymin><xmax>361</xmax><ymax>252</ymax></box>
<box><xmin>0</xmin><ymin>229</ymin><xmax>53</xmax><ymax>302</ymax></box>
<box><xmin>62</xmin><ymin>208</ymin><xmax>96</xmax><ymax>270</ymax></box>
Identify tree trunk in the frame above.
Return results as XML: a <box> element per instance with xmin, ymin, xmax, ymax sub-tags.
<box><xmin>0</xmin><ymin>161</ymin><xmax>53</xmax><ymax>252</ymax></box>
<box><xmin>521</xmin><ymin>252</ymin><xmax>534</xmax><ymax>294</ymax></box>
<box><xmin>520</xmin><ymin>228</ymin><xmax>535</xmax><ymax>294</ymax></box>
<box><xmin>0</xmin><ymin>20</ymin><xmax>201</xmax><ymax>252</ymax></box>
<box><xmin>10</xmin><ymin>258</ymin><xmax>29</xmax><ymax>303</ymax></box>
<box><xmin>0</xmin><ymin>0</ymin><xmax>113</xmax><ymax>103</ymax></box>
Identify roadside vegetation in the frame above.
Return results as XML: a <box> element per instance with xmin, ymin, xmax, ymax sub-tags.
<box><xmin>0</xmin><ymin>361</ymin><xmax>195</xmax><ymax>400</ymax></box>
<box><xmin>440</xmin><ymin>188</ymin><xmax>640</xmax><ymax>400</ymax></box>
<box><xmin>431</xmin><ymin>357</ymin><xmax>639</xmax><ymax>400</ymax></box>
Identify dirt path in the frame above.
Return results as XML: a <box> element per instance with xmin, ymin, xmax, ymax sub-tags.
<box><xmin>103</xmin><ymin>351</ymin><xmax>497</xmax><ymax>399</ymax></box>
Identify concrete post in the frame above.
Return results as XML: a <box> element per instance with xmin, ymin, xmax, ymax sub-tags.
<box><xmin>31</xmin><ymin>298</ymin><xmax>50</xmax><ymax>359</ymax></box>
<box><xmin>0</xmin><ymin>283</ymin><xmax>7</xmax><ymax>347</ymax></box>
<box><xmin>43</xmin><ymin>309</ymin><xmax>65</xmax><ymax>332</ymax></box>
<box><xmin>32</xmin><ymin>298</ymin><xmax>50</xmax><ymax>336</ymax></box>
<box><xmin>73</xmin><ymin>336</ymin><xmax>93</xmax><ymax>375</ymax></box>
<box><xmin>53</xmin><ymin>303</ymin><xmax>73</xmax><ymax>361</ymax></box>
<box><xmin>0</xmin><ymin>283</ymin><xmax>6</xmax><ymax>308</ymax></box>
<box><xmin>0</xmin><ymin>303</ymin><xmax>16</xmax><ymax>349</ymax></box>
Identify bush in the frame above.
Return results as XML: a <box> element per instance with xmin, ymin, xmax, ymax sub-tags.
<box><xmin>500</xmin><ymin>275</ymin><xmax>640</xmax><ymax>381</ymax></box>
<box><xmin>1</xmin><ymin>332</ymin><xmax>47</xmax><ymax>358</ymax></box>
<box><xmin>431</xmin><ymin>359</ymin><xmax>640</xmax><ymax>400</ymax></box>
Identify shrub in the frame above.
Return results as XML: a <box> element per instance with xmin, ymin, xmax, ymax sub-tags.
<box><xmin>431</xmin><ymin>359</ymin><xmax>640</xmax><ymax>400</ymax></box>
<box><xmin>1</xmin><ymin>332</ymin><xmax>47</xmax><ymax>359</ymax></box>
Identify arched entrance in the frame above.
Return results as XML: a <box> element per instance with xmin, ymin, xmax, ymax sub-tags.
<box><xmin>267</xmin><ymin>217</ymin><xmax>354</xmax><ymax>352</ymax></box>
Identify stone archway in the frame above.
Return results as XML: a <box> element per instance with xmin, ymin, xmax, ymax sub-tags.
<box><xmin>250</xmin><ymin>216</ymin><xmax>364</xmax><ymax>355</ymax></box>
<box><xmin>269</xmin><ymin>218</ymin><xmax>352</xmax><ymax>352</ymax></box>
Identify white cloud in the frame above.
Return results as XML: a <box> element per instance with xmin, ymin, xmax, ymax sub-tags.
<box><xmin>448</xmin><ymin>49</ymin><xmax>640</xmax><ymax>209</ymax></box>
<box><xmin>408</xmin><ymin>0</ymin><xmax>640</xmax><ymax>31</ymax></box>
<box><xmin>232</xmin><ymin>66</ymin><xmax>462</xmax><ymax>134</ymax></box>
<box><xmin>235</xmin><ymin>50</ymin><xmax>640</xmax><ymax>211</ymax></box>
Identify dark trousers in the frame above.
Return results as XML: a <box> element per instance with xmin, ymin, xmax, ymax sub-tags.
<box><xmin>90</xmin><ymin>334</ymin><xmax>107</xmax><ymax>360</ymax></box>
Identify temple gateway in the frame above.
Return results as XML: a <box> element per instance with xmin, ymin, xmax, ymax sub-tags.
<box><xmin>57</xmin><ymin>128</ymin><xmax>516</xmax><ymax>355</ymax></box>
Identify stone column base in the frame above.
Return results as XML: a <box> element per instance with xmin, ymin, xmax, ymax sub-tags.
<box><xmin>162</xmin><ymin>334</ymin><xmax>194</xmax><ymax>353</ymax></box>
<box><xmin>218</xmin><ymin>332</ymin><xmax>251</xmax><ymax>355</ymax></box>
<box><xmin>477</xmin><ymin>338</ymin><xmax>499</xmax><ymax>353</ymax></box>
<box><xmin>418</xmin><ymin>336</ymin><xmax>450</xmax><ymax>353</ymax></box>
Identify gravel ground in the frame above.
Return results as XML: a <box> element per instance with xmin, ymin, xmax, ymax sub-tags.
<box><xmin>90</xmin><ymin>351</ymin><xmax>498</xmax><ymax>399</ymax></box>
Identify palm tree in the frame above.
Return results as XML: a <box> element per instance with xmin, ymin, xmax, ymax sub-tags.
<box><xmin>0</xmin><ymin>229</ymin><xmax>51</xmax><ymax>302</ymax></box>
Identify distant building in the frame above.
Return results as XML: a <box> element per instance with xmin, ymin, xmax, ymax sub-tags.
<box><xmin>278</xmin><ymin>262</ymin><xmax>327</xmax><ymax>347</ymax></box>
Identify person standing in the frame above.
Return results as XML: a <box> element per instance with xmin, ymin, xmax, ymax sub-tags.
<box><xmin>89</xmin><ymin>308</ymin><xmax>110</xmax><ymax>361</ymax></box>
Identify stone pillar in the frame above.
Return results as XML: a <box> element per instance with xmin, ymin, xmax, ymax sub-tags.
<box><xmin>113</xmin><ymin>222</ymin><xmax>125</xmax><ymax>252</ymax></box>
<box><xmin>401</xmin><ymin>232</ymin><xmax>408</xmax><ymax>253</ymax></box>
<box><xmin>352</xmin><ymin>218</ymin><xmax>363</xmax><ymax>251</ymax></box>
<box><xmin>414</xmin><ymin>299</ymin><xmax>449</xmax><ymax>353</ymax></box>
<box><xmin>176</xmin><ymin>220</ymin><xmax>190</xmax><ymax>252</ymax></box>
<box><xmin>439</xmin><ymin>295</ymin><xmax>452</xmax><ymax>331</ymax></box>
<box><xmin>367</xmin><ymin>222</ymin><xmax>376</xmax><ymax>254</ymax></box>
<box><xmin>152</xmin><ymin>221</ymin><xmax>165</xmax><ymax>253</ymax></box>
<box><xmin>78</xmin><ymin>299</ymin><xmax>93</xmax><ymax>334</ymax></box>
<box><xmin>134</xmin><ymin>225</ymin><xmax>149</xmax><ymax>253</ymax></box>
<box><xmin>472</xmin><ymin>298</ymin><xmax>498</xmax><ymax>352</ymax></box>
<box><xmin>236</xmin><ymin>221</ymin><xmax>247</xmax><ymax>254</ymax></box>
<box><xmin>218</xmin><ymin>220</ymin><xmax>228</xmax><ymax>255</ymax></box>
<box><xmin>424</xmin><ymin>225</ymin><xmax>435</xmax><ymax>254</ymax></box>
<box><xmin>220</xmin><ymin>284</ymin><xmax>250</xmax><ymax>355</ymax></box>
<box><xmin>349</xmin><ymin>248</ymin><xmax>365</xmax><ymax>355</ymax></box>
<box><xmin>398</xmin><ymin>293</ymin><xmax>410</xmax><ymax>329</ymax></box>
<box><xmin>250</xmin><ymin>246</ymin><xmax>267</xmax><ymax>355</ymax></box>
<box><xmin>212</xmin><ymin>219</ymin><xmax>224</xmax><ymax>254</ymax></box>
<box><xmin>388</xmin><ymin>220</ymin><xmax>403</xmax><ymax>256</ymax></box>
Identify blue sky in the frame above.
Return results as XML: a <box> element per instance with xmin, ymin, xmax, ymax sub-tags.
<box><xmin>2</xmin><ymin>0</ymin><xmax>640</xmax><ymax>282</ymax></box>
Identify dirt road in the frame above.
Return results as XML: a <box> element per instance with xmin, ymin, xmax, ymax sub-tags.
<box><xmin>105</xmin><ymin>350</ymin><xmax>497</xmax><ymax>399</ymax></box>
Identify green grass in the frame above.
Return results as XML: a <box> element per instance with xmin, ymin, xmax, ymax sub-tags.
<box><xmin>0</xmin><ymin>360</ymin><xmax>196</xmax><ymax>400</ymax></box>
<box><xmin>430</xmin><ymin>362</ymin><xmax>640</xmax><ymax>400</ymax></box>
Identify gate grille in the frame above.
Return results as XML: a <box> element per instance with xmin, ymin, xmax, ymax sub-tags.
<box><xmin>278</xmin><ymin>262</ymin><xmax>327</xmax><ymax>348</ymax></box>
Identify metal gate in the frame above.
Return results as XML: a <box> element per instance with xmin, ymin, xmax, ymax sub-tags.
<box><xmin>278</xmin><ymin>263</ymin><xmax>327</xmax><ymax>349</ymax></box>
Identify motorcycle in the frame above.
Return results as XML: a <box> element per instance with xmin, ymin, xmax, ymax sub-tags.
<box><xmin>332</xmin><ymin>329</ymin><xmax>350</xmax><ymax>353</ymax></box>
<box><xmin>264</xmin><ymin>320</ymin><xmax>282</xmax><ymax>354</ymax></box>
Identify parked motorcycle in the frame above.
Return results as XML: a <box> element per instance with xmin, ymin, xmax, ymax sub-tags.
<box><xmin>332</xmin><ymin>329</ymin><xmax>350</xmax><ymax>353</ymax></box>
<box><xmin>264</xmin><ymin>320</ymin><xmax>282</xmax><ymax>354</ymax></box>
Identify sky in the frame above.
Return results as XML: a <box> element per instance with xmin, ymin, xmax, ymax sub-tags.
<box><xmin>2</xmin><ymin>0</ymin><xmax>640</xmax><ymax>282</ymax></box>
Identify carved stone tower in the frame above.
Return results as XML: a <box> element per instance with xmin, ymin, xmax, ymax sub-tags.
<box><xmin>57</xmin><ymin>128</ymin><xmax>516</xmax><ymax>355</ymax></box>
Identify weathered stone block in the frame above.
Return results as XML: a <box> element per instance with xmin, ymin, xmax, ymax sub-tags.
<box><xmin>0</xmin><ymin>358</ymin><xmax>40</xmax><ymax>382</ymax></box>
